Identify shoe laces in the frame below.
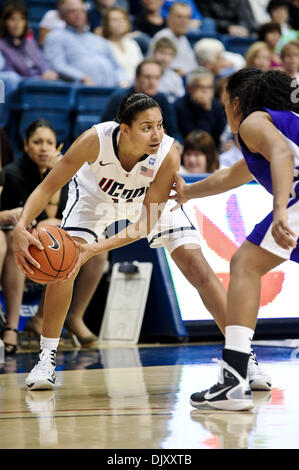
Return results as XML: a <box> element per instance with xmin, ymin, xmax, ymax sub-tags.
<box><xmin>249</xmin><ymin>349</ymin><xmax>259</xmax><ymax>366</ymax></box>
<box><xmin>32</xmin><ymin>349</ymin><xmax>56</xmax><ymax>373</ymax></box>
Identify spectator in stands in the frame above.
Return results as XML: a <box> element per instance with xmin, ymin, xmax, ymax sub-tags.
<box><xmin>101</xmin><ymin>7</ymin><xmax>143</xmax><ymax>85</ymax></box>
<box><xmin>194</xmin><ymin>38</ymin><xmax>246</xmax><ymax>81</ymax></box>
<box><xmin>151</xmin><ymin>36</ymin><xmax>185</xmax><ymax>103</ymax></box>
<box><xmin>267</xmin><ymin>0</ymin><xmax>297</xmax><ymax>47</ymax></box>
<box><xmin>89</xmin><ymin>0</ymin><xmax>129</xmax><ymax>35</ymax></box>
<box><xmin>133</xmin><ymin>0</ymin><xmax>166</xmax><ymax>38</ymax></box>
<box><xmin>174</xmin><ymin>67</ymin><xmax>227</xmax><ymax>148</ymax></box>
<box><xmin>245</xmin><ymin>40</ymin><xmax>272</xmax><ymax>70</ymax></box>
<box><xmin>43</xmin><ymin>0</ymin><xmax>128</xmax><ymax>86</ymax></box>
<box><xmin>258</xmin><ymin>21</ymin><xmax>283</xmax><ymax>67</ymax></box>
<box><xmin>161</xmin><ymin>0</ymin><xmax>203</xmax><ymax>31</ymax></box>
<box><xmin>195</xmin><ymin>0</ymin><xmax>258</xmax><ymax>36</ymax></box>
<box><xmin>0</xmin><ymin>119</ymin><xmax>67</xmax><ymax>355</ymax></box>
<box><xmin>280</xmin><ymin>39</ymin><xmax>299</xmax><ymax>80</ymax></box>
<box><xmin>149</xmin><ymin>2</ymin><xmax>198</xmax><ymax>76</ymax></box>
<box><xmin>38</xmin><ymin>0</ymin><xmax>67</xmax><ymax>47</ymax></box>
<box><xmin>180</xmin><ymin>130</ymin><xmax>219</xmax><ymax>174</ymax></box>
<box><xmin>0</xmin><ymin>1</ymin><xmax>58</xmax><ymax>81</ymax></box>
<box><xmin>101</xmin><ymin>58</ymin><xmax>182</xmax><ymax>143</ymax></box>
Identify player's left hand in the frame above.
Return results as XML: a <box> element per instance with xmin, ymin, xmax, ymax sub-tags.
<box><xmin>64</xmin><ymin>242</ymin><xmax>95</xmax><ymax>280</ymax></box>
<box><xmin>169</xmin><ymin>172</ymin><xmax>188</xmax><ymax>210</ymax></box>
<box><xmin>272</xmin><ymin>208</ymin><xmax>297</xmax><ymax>250</ymax></box>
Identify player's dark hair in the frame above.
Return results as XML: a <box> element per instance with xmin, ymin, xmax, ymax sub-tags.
<box><xmin>24</xmin><ymin>118</ymin><xmax>57</xmax><ymax>142</ymax></box>
<box><xmin>116</xmin><ymin>93</ymin><xmax>161</xmax><ymax>126</ymax></box>
<box><xmin>226</xmin><ymin>67</ymin><xmax>299</xmax><ymax>117</ymax></box>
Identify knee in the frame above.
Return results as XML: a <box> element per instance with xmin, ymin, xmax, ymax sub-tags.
<box><xmin>184</xmin><ymin>256</ymin><xmax>213</xmax><ymax>289</ymax></box>
<box><xmin>230</xmin><ymin>249</ymin><xmax>263</xmax><ymax>278</ymax></box>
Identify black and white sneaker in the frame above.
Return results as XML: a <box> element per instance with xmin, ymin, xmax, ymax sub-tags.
<box><xmin>25</xmin><ymin>349</ymin><xmax>56</xmax><ymax>390</ymax></box>
<box><xmin>248</xmin><ymin>349</ymin><xmax>272</xmax><ymax>391</ymax></box>
<box><xmin>190</xmin><ymin>360</ymin><xmax>253</xmax><ymax>411</ymax></box>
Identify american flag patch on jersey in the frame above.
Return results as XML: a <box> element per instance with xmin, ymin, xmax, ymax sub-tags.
<box><xmin>140</xmin><ymin>166</ymin><xmax>154</xmax><ymax>177</ymax></box>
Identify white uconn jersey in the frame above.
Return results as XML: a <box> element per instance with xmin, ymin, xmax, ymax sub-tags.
<box><xmin>65</xmin><ymin>121</ymin><xmax>174</xmax><ymax>229</ymax></box>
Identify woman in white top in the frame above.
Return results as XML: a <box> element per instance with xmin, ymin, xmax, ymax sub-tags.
<box><xmin>101</xmin><ymin>7</ymin><xmax>143</xmax><ymax>85</ymax></box>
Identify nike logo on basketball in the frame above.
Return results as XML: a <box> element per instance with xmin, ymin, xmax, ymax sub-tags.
<box><xmin>99</xmin><ymin>161</ymin><xmax>114</xmax><ymax>166</ymax></box>
<box><xmin>204</xmin><ymin>386</ymin><xmax>232</xmax><ymax>400</ymax></box>
<box><xmin>41</xmin><ymin>228</ymin><xmax>60</xmax><ymax>250</ymax></box>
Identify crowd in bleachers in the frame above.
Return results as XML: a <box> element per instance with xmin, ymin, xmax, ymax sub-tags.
<box><xmin>0</xmin><ymin>0</ymin><xmax>298</xmax><ymax>354</ymax></box>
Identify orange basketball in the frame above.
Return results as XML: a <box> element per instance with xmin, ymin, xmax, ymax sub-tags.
<box><xmin>27</xmin><ymin>225</ymin><xmax>79</xmax><ymax>284</ymax></box>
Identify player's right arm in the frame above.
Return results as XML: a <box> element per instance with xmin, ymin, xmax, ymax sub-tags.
<box><xmin>13</xmin><ymin>129</ymin><xmax>100</xmax><ymax>275</ymax></box>
<box><xmin>170</xmin><ymin>158</ymin><xmax>253</xmax><ymax>209</ymax></box>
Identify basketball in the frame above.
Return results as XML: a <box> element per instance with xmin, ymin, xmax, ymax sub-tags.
<box><xmin>27</xmin><ymin>224</ymin><xmax>79</xmax><ymax>284</ymax></box>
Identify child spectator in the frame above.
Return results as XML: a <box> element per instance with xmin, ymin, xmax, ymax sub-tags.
<box><xmin>258</xmin><ymin>21</ymin><xmax>283</xmax><ymax>68</ymax></box>
<box><xmin>280</xmin><ymin>39</ymin><xmax>299</xmax><ymax>81</ymax></box>
<box><xmin>245</xmin><ymin>40</ymin><xmax>272</xmax><ymax>70</ymax></box>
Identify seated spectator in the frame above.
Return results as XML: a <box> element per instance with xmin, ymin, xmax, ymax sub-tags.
<box><xmin>267</xmin><ymin>0</ymin><xmax>298</xmax><ymax>48</ymax></box>
<box><xmin>245</xmin><ymin>40</ymin><xmax>272</xmax><ymax>70</ymax></box>
<box><xmin>89</xmin><ymin>0</ymin><xmax>129</xmax><ymax>35</ymax></box>
<box><xmin>152</xmin><ymin>36</ymin><xmax>185</xmax><ymax>103</ymax></box>
<box><xmin>101</xmin><ymin>58</ymin><xmax>182</xmax><ymax>143</ymax></box>
<box><xmin>195</xmin><ymin>0</ymin><xmax>258</xmax><ymax>36</ymax></box>
<box><xmin>194</xmin><ymin>38</ymin><xmax>246</xmax><ymax>81</ymax></box>
<box><xmin>43</xmin><ymin>0</ymin><xmax>128</xmax><ymax>86</ymax></box>
<box><xmin>133</xmin><ymin>0</ymin><xmax>166</xmax><ymax>38</ymax></box>
<box><xmin>149</xmin><ymin>2</ymin><xmax>198</xmax><ymax>76</ymax></box>
<box><xmin>258</xmin><ymin>21</ymin><xmax>283</xmax><ymax>68</ymax></box>
<box><xmin>161</xmin><ymin>0</ymin><xmax>203</xmax><ymax>31</ymax></box>
<box><xmin>0</xmin><ymin>119</ymin><xmax>67</xmax><ymax>355</ymax></box>
<box><xmin>174</xmin><ymin>67</ymin><xmax>227</xmax><ymax>148</ymax></box>
<box><xmin>180</xmin><ymin>130</ymin><xmax>219</xmax><ymax>174</ymax></box>
<box><xmin>0</xmin><ymin>1</ymin><xmax>58</xmax><ymax>81</ymax></box>
<box><xmin>101</xmin><ymin>7</ymin><xmax>143</xmax><ymax>84</ymax></box>
<box><xmin>38</xmin><ymin>0</ymin><xmax>67</xmax><ymax>47</ymax></box>
<box><xmin>280</xmin><ymin>39</ymin><xmax>299</xmax><ymax>80</ymax></box>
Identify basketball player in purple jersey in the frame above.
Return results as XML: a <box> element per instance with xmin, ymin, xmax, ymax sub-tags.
<box><xmin>172</xmin><ymin>68</ymin><xmax>299</xmax><ymax>411</ymax></box>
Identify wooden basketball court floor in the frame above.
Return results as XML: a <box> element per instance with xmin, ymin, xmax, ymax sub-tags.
<box><xmin>1</xmin><ymin>340</ymin><xmax>299</xmax><ymax>451</ymax></box>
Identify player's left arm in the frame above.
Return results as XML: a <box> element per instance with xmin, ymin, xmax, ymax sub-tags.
<box><xmin>240</xmin><ymin>111</ymin><xmax>297</xmax><ymax>249</ymax></box>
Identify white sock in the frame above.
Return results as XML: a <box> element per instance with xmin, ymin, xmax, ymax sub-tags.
<box><xmin>40</xmin><ymin>335</ymin><xmax>59</xmax><ymax>352</ymax></box>
<box><xmin>225</xmin><ymin>325</ymin><xmax>254</xmax><ymax>354</ymax></box>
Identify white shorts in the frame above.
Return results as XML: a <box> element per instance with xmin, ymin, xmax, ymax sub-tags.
<box><xmin>61</xmin><ymin>179</ymin><xmax>201</xmax><ymax>255</ymax></box>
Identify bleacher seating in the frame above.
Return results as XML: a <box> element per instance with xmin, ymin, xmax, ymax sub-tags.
<box><xmin>224</xmin><ymin>36</ymin><xmax>256</xmax><ymax>56</ymax></box>
<box><xmin>72</xmin><ymin>86</ymin><xmax>118</xmax><ymax>138</ymax></box>
<box><xmin>24</xmin><ymin>0</ymin><xmax>56</xmax><ymax>24</ymax></box>
<box><xmin>9</xmin><ymin>80</ymin><xmax>78</xmax><ymax>151</ymax></box>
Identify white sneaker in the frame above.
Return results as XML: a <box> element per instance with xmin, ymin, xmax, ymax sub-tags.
<box><xmin>25</xmin><ymin>349</ymin><xmax>56</xmax><ymax>390</ymax></box>
<box><xmin>248</xmin><ymin>350</ymin><xmax>271</xmax><ymax>391</ymax></box>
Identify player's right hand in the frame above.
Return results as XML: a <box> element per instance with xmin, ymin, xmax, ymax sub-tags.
<box><xmin>13</xmin><ymin>225</ymin><xmax>44</xmax><ymax>275</ymax></box>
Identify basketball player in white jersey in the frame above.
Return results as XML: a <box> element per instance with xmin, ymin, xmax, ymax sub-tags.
<box><xmin>13</xmin><ymin>93</ymin><xmax>269</xmax><ymax>391</ymax></box>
